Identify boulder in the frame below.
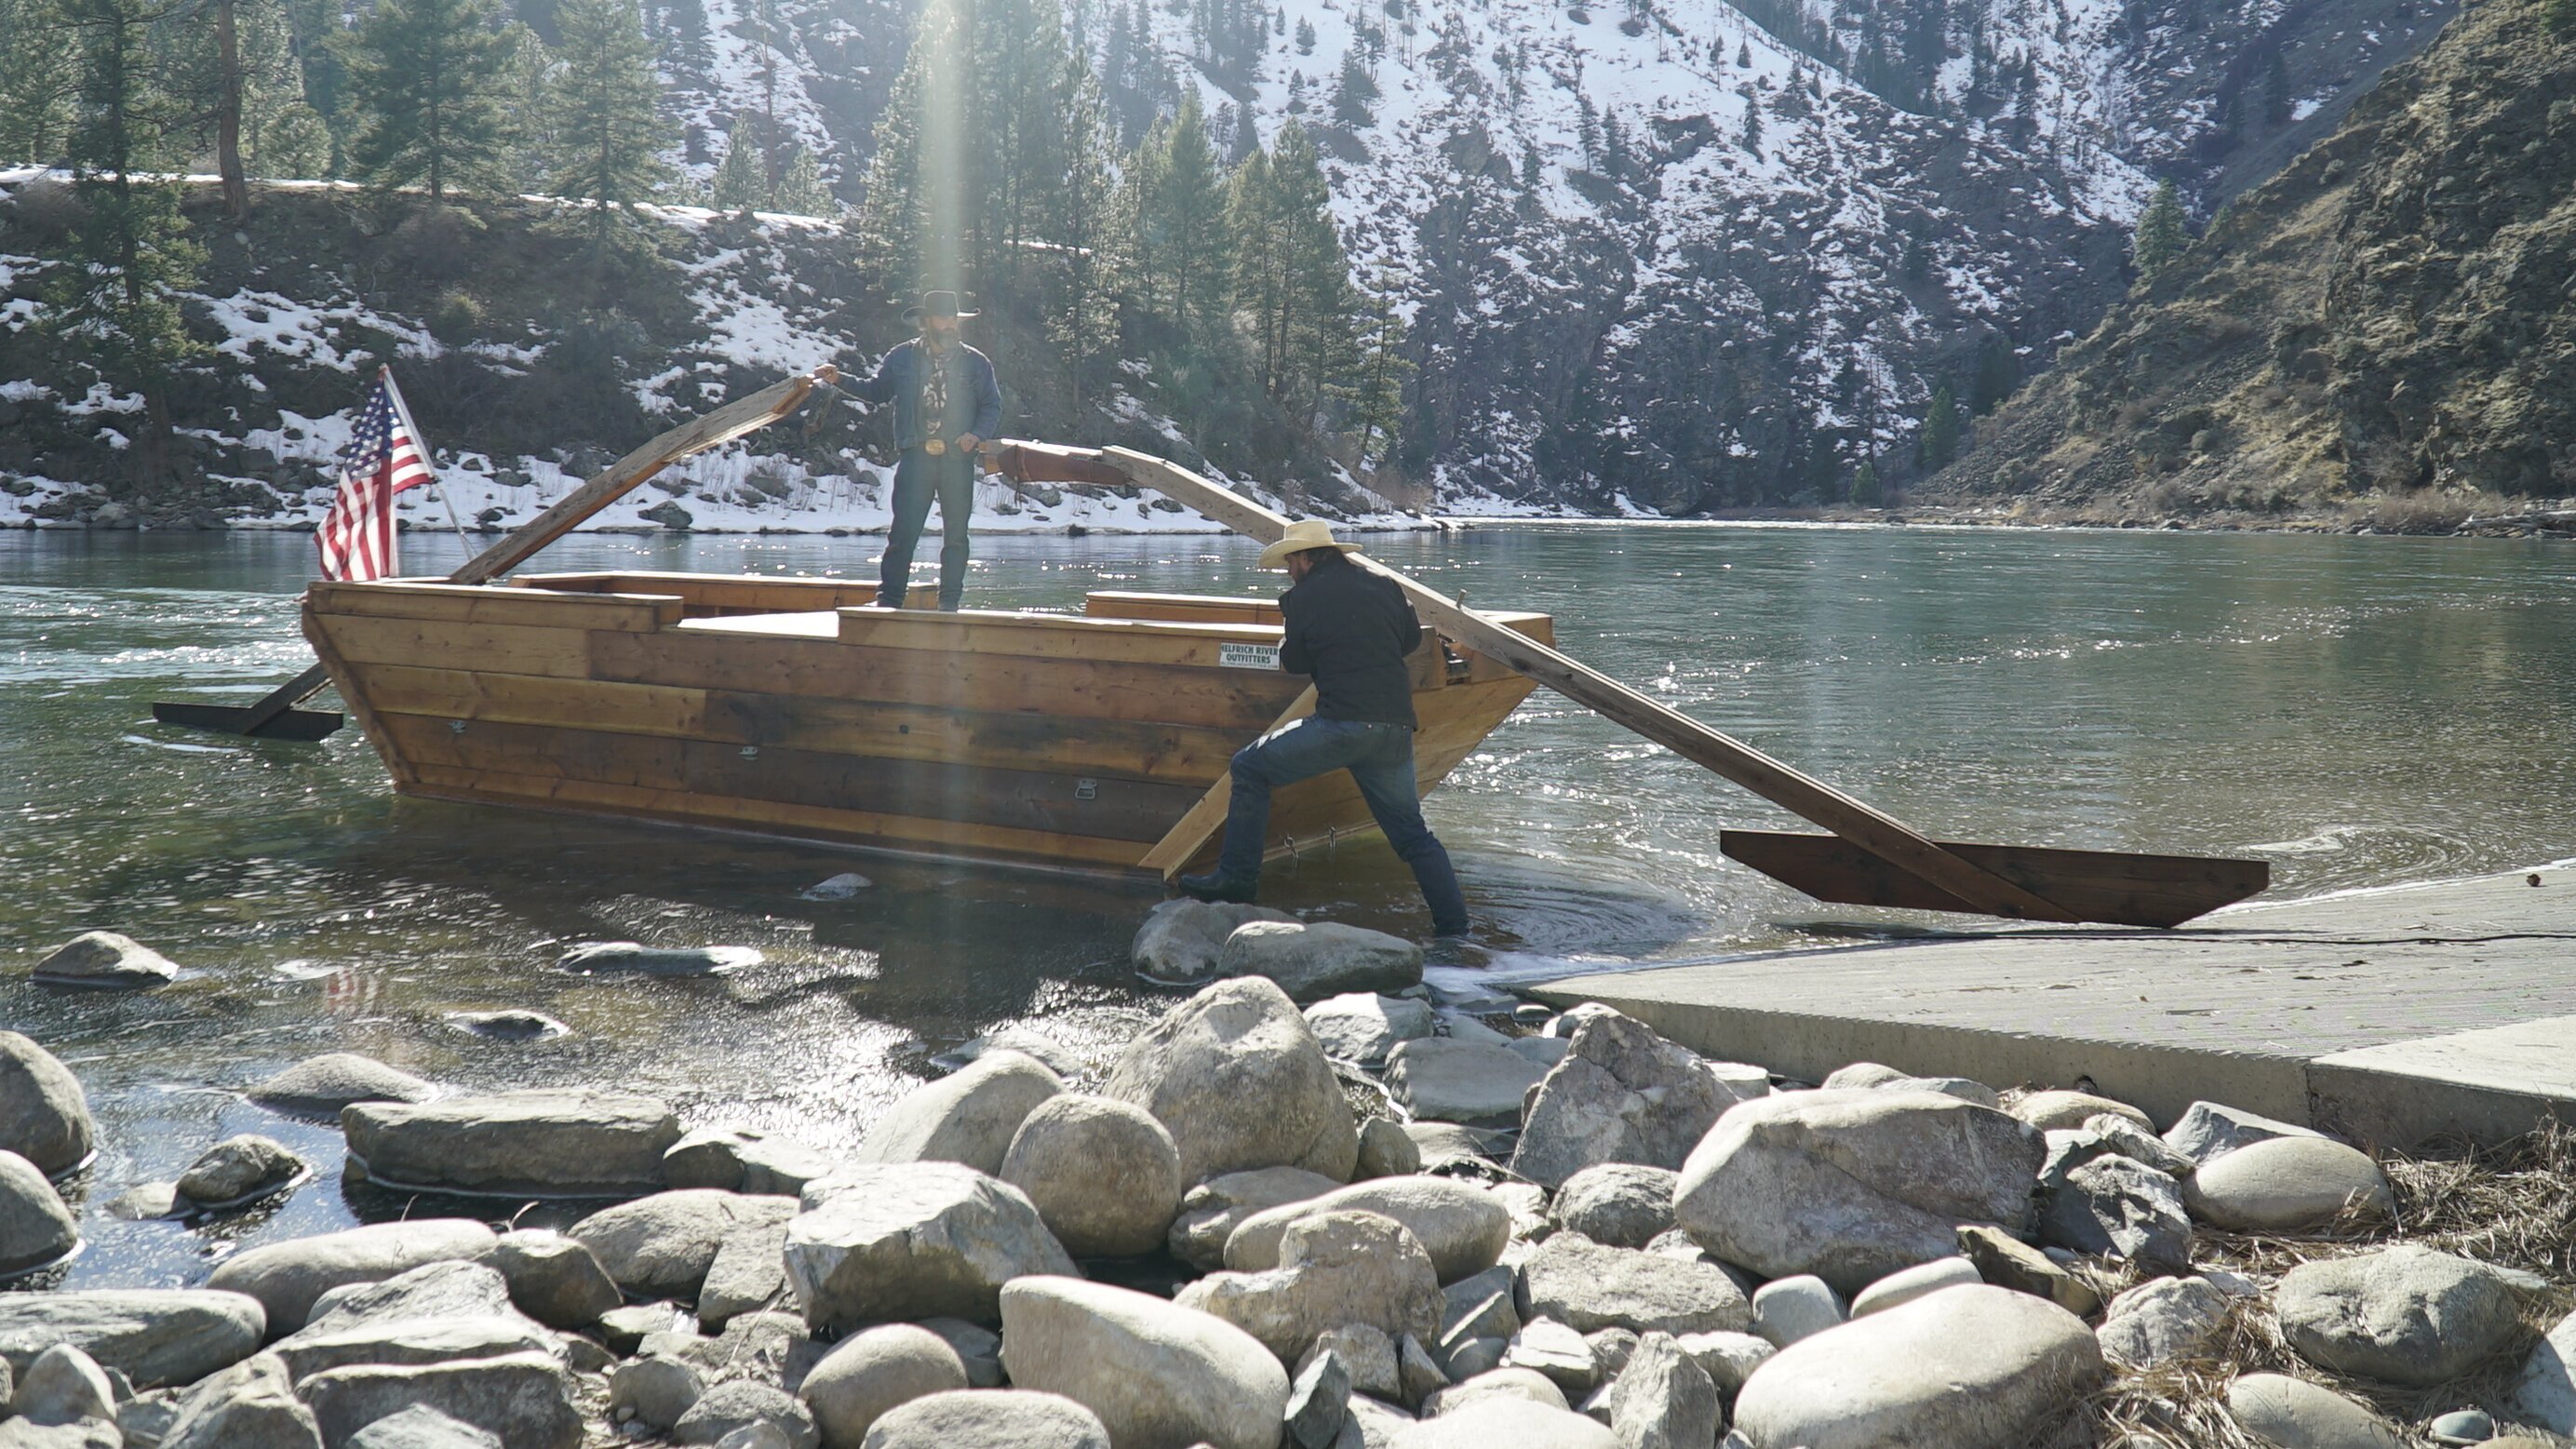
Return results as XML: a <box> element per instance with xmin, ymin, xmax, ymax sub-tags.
<box><xmin>557</xmin><ymin>941</ymin><xmax>764</xmax><ymax>975</ymax></box>
<box><xmin>1751</xmin><ymin>1275</ymin><xmax>1845</xmax><ymax>1348</ymax></box>
<box><xmin>1421</xmin><ymin>1366</ymin><xmax>1566</xmax><ymax>1415</ymax></box>
<box><xmin>1001</xmin><ymin>1276</ymin><xmax>1291</xmax><ymax>1449</ymax></box>
<box><xmin>300</xmin><ymin>1350</ymin><xmax>583</xmax><ymax>1449</ymax></box>
<box><xmin>1398</xmin><ymin>1333</ymin><xmax>1447</xmax><ymax>1408</ymax></box>
<box><xmin>1000</xmin><ymin>1094</ymin><xmax>1184</xmax><ymax>1258</ymax></box>
<box><xmin>0</xmin><ymin>1289</ymin><xmax>265</xmax><ymax>1389</ymax></box>
<box><xmin>1355</xmin><ymin>1120</ymin><xmax>1422</xmax><ymax>1180</ymax></box>
<box><xmin>344</xmin><ymin>1405</ymin><xmax>501</xmax><ymax>1449</ymax></box>
<box><xmin>1394</xmin><ymin>1398</ymin><xmax>1614</xmax><ymax>1447</ymax></box>
<box><xmin>1176</xmin><ymin>1209</ymin><xmax>1444</xmax><ymax>1365</ymax></box>
<box><xmin>2038</xmin><ymin>1153</ymin><xmax>2194</xmax><ymax>1273</ymax></box>
<box><xmin>1850</xmin><ymin>1256</ymin><xmax>1982</xmax><ymax>1319</ymax></box>
<box><xmin>31</xmin><ymin>930</ymin><xmax>178</xmax><ymax>987</ymax></box>
<box><xmin>207</xmin><ymin>1219</ymin><xmax>497</xmax><ymax>1335</ymax></box>
<box><xmin>666</xmin><ymin>1128</ymin><xmax>842</xmax><ymax>1197</ymax></box>
<box><xmin>784</xmin><ymin>1163</ymin><xmax>1078</xmax><ymax>1330</ymax></box>
<box><xmin>932</xmin><ymin>1027</ymin><xmax>1084</xmax><ymax>1080</ymax></box>
<box><xmin>1385</xmin><ymin>1040</ymin><xmax>1547</xmax><ymax>1125</ymax></box>
<box><xmin>1516</xmin><ymin>1233</ymin><xmax>1752</xmax><ymax>1337</ymax></box>
<box><xmin>919</xmin><ymin>1318</ymin><xmax>1003</xmax><ymax>1389</ymax></box>
<box><xmin>699</xmin><ymin>1216</ymin><xmax>794</xmax><ymax>1330</ymax></box>
<box><xmin>1402</xmin><ymin>1123</ymin><xmax>1506</xmax><ymax>1174</ymax></box>
<box><xmin>1670</xmin><ymin>1331</ymin><xmax>1773</xmax><ymax>1394</ymax></box>
<box><xmin>798</xmin><ymin>1325</ymin><xmax>965</xmax><ymax>1449</ymax></box>
<box><xmin>1547</xmin><ymin>1164</ymin><xmax>1677</xmax><ymax>1249</ymax></box>
<box><xmin>1132</xmin><ymin>899</ymin><xmax>1297</xmax><ymax>986</ymax></box>
<box><xmin>1103</xmin><ymin>978</ymin><xmax>1360</xmax><ymax>1183</ymax></box>
<box><xmin>472</xmin><ymin>1231</ymin><xmax>620</xmax><ymax>1329</ymax></box>
<box><xmin>273</xmin><ymin>1313</ymin><xmax>560</xmax><ymax>1384</ymax></box>
<box><xmin>1675</xmin><ymin>1089</ymin><xmax>2046</xmax><ymax>1295</ymax></box>
<box><xmin>2099</xmin><ymin>1276</ymin><xmax>2233</xmax><ymax>1370</ymax></box>
<box><xmin>2183</xmin><ymin>1137</ymin><xmax>2395</xmax><ymax>1231</ymax></box>
<box><xmin>0</xmin><ymin>1033</ymin><xmax>94</xmax><ymax>1175</ymax></box>
<box><xmin>1606</xmin><ymin>1332</ymin><xmax>1718</xmax><ymax>1449</ymax></box>
<box><xmin>570</xmin><ymin>1189</ymin><xmax>799</xmax><ymax>1299</ymax></box>
<box><xmin>2274</xmin><ymin>1246</ymin><xmax>2523</xmax><ymax>1387</ymax></box>
<box><xmin>2060</xmin><ymin>1117</ymin><xmax>2199</xmax><ymax>1178</ymax></box>
<box><xmin>853</xmin><ymin>1053</ymin><xmax>1064</xmax><ymax>1177</ymax></box>
<box><xmin>2163</xmin><ymin>1102</ymin><xmax>2325</xmax><ymax>1164</ymax></box>
<box><xmin>0</xmin><ymin>1150</ymin><xmax>77</xmax><ymax>1274</ymax></box>
<box><xmin>672</xmin><ymin>1381</ymin><xmax>819</xmax><ymax>1448</ymax></box>
<box><xmin>296</xmin><ymin>1260</ymin><xmax>519</xmax><ymax>1332</ymax></box>
<box><xmin>1285</xmin><ymin>1349</ymin><xmax>1349</xmax><ymax>1448</ymax></box>
<box><xmin>1224</xmin><ymin>1176</ymin><xmax>1509</xmax><ymax>1283</ymax></box>
<box><xmin>2012</xmin><ymin>1091</ymin><xmax>2153</xmax><ymax>1133</ymax></box>
<box><xmin>176</xmin><ymin>1135</ymin><xmax>307</xmax><ymax>1208</ymax></box>
<box><xmin>613</xmin><ymin>1355</ymin><xmax>707</xmax><ymax>1431</ymax></box>
<box><xmin>857</xmin><ymin>1389</ymin><xmax>1111</xmax><ymax>1449</ymax></box>
<box><xmin>1302</xmin><ymin>1324</ymin><xmax>1399</xmax><ymax>1402</ymax></box>
<box><xmin>0</xmin><ymin>1419</ymin><xmax>120</xmax><ymax>1448</ymax></box>
<box><xmin>342</xmin><ymin>1089</ymin><xmax>679</xmax><ymax>1196</ymax></box>
<box><xmin>444</xmin><ymin>1009</ymin><xmax>567</xmax><ymax>1041</ymax></box>
<box><xmin>1302</xmin><ymin>994</ymin><xmax>1436</xmax><ymax>1067</ymax></box>
<box><xmin>1956</xmin><ymin>1225</ymin><xmax>2101</xmax><ymax>1317</ymax></box>
<box><xmin>1500</xmin><ymin>1320</ymin><xmax>1594</xmax><ymax>1396</ymax></box>
<box><xmin>248</xmin><ymin>1054</ymin><xmax>436</xmax><ymax>1115</ymax></box>
<box><xmin>157</xmin><ymin>1353</ymin><xmax>322</xmax><ymax>1449</ymax></box>
<box><xmin>1340</xmin><ymin>1393</ymin><xmax>1416</xmax><ymax>1448</ymax></box>
<box><xmin>1732</xmin><ymin>1285</ymin><xmax>2105</xmax><ymax>1449</ymax></box>
<box><xmin>2511</xmin><ymin>1308</ymin><xmax>2576</xmax><ymax>1436</ymax></box>
<box><xmin>1509</xmin><ymin>1012</ymin><xmax>1761</xmax><ymax>1189</ymax></box>
<box><xmin>13</xmin><ymin>1344</ymin><xmax>114</xmax><ymax>1427</ymax></box>
<box><xmin>1168</xmin><ymin>1167</ymin><xmax>1341</xmax><ymax>1271</ymax></box>
<box><xmin>1217</xmin><ymin>921</ymin><xmax>1423</xmax><ymax>1000</ymax></box>
<box><xmin>2224</xmin><ymin>1373</ymin><xmax>2408</xmax><ymax>1449</ymax></box>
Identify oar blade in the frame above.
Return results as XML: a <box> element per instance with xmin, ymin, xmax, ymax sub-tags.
<box><xmin>150</xmin><ymin>702</ymin><xmax>345</xmax><ymax>742</ymax></box>
<box><xmin>1722</xmin><ymin>830</ymin><xmax>2270</xmax><ymax>929</ymax></box>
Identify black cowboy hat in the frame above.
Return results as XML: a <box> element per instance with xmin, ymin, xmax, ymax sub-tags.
<box><xmin>900</xmin><ymin>289</ymin><xmax>979</xmax><ymax>322</ymax></box>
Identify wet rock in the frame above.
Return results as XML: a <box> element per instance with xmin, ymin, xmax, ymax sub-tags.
<box><xmin>1354</xmin><ymin>1119</ymin><xmax>1422</xmax><ymax>1180</ymax></box>
<box><xmin>1751</xmin><ymin>1275</ymin><xmax>1846</xmax><ymax>1348</ymax></box>
<box><xmin>1732</xmin><ymin>1285</ymin><xmax>2105</xmax><ymax>1449</ymax></box>
<box><xmin>797</xmin><ymin>1324</ymin><xmax>964</xmax><ymax>1449</ymax></box>
<box><xmin>932</xmin><ymin>1027</ymin><xmax>1082</xmax><ymax>1080</ymax></box>
<box><xmin>206</xmin><ymin>1219</ymin><xmax>497</xmax><ymax>1335</ymax></box>
<box><xmin>665</xmin><ymin>1128</ymin><xmax>839</xmax><ymax>1198</ymax></box>
<box><xmin>1002</xmin><ymin>1276</ymin><xmax>1290</xmax><ymax>1449</ymax></box>
<box><xmin>2183</xmin><ymin>1136</ymin><xmax>2395</xmax><ymax>1231</ymax></box>
<box><xmin>1168</xmin><ymin>1166</ymin><xmax>1340</xmax><ymax>1271</ymax></box>
<box><xmin>0</xmin><ymin>1032</ymin><xmax>94</xmax><ymax>1176</ymax></box>
<box><xmin>343</xmin><ymin>1088</ymin><xmax>679</xmax><ymax>1197</ymax></box>
<box><xmin>1133</xmin><ymin>900</ymin><xmax>1297</xmax><ymax>986</ymax></box>
<box><xmin>1176</xmin><ymin>1209</ymin><xmax>1444</xmax><ymax>1364</ymax></box>
<box><xmin>103</xmin><ymin>1184</ymin><xmax>179</xmax><ymax>1222</ymax></box>
<box><xmin>784</xmin><ymin>1162</ymin><xmax>1077</xmax><ymax>1330</ymax></box>
<box><xmin>1303</xmin><ymin>994</ymin><xmax>1436</xmax><ymax>1067</ymax></box>
<box><xmin>13</xmin><ymin>1344</ymin><xmax>114</xmax><ymax>1427</ymax></box>
<box><xmin>2099</xmin><ymin>1276</ymin><xmax>2233</xmax><ymax>1370</ymax></box>
<box><xmin>857</xmin><ymin>1389</ymin><xmax>1111</xmax><ymax>1448</ymax></box>
<box><xmin>0</xmin><ymin>1290</ymin><xmax>265</xmax><ymax>1389</ymax></box>
<box><xmin>2012</xmin><ymin>1091</ymin><xmax>2154</xmax><ymax>1133</ymax></box>
<box><xmin>1670</xmin><ymin>1330</ymin><xmax>1773</xmax><ymax>1394</ymax></box>
<box><xmin>570</xmin><ymin>1189</ymin><xmax>799</xmax><ymax>1300</ymax></box>
<box><xmin>613</xmin><ymin>1355</ymin><xmax>706</xmax><ymax>1431</ymax></box>
<box><xmin>674</xmin><ymin>1381</ymin><xmax>819</xmax><ymax>1447</ymax></box>
<box><xmin>2275</xmin><ymin>1246</ymin><xmax>2523</xmax><ymax>1387</ymax></box>
<box><xmin>1548</xmin><ymin>1164</ymin><xmax>1678</xmax><ymax>1248</ymax></box>
<box><xmin>557</xmin><ymin>941</ymin><xmax>763</xmax><ymax>975</ymax></box>
<box><xmin>0</xmin><ymin>1150</ymin><xmax>78</xmax><ymax>1274</ymax></box>
<box><xmin>2224</xmin><ymin>1373</ymin><xmax>2408</xmax><ymax>1449</ymax></box>
<box><xmin>2163</xmin><ymin>1102</ymin><xmax>2326</xmax><ymax>1164</ymax></box>
<box><xmin>1217</xmin><ymin>920</ymin><xmax>1423</xmax><ymax>1000</ymax></box>
<box><xmin>1391</xmin><ymin>1399</ymin><xmax>1614</xmax><ymax>1446</ymax></box>
<box><xmin>1501</xmin><ymin>1320</ymin><xmax>1595</xmax><ymax>1396</ymax></box>
<box><xmin>1000</xmin><ymin>1093</ymin><xmax>1184</xmax><ymax>1258</ymax></box>
<box><xmin>1956</xmin><ymin>1225</ymin><xmax>2101</xmax><ymax>1316</ymax></box>
<box><xmin>472</xmin><ymin>1230</ymin><xmax>620</xmax><ymax>1330</ymax></box>
<box><xmin>344</xmin><ymin>1404</ymin><xmax>501</xmax><ymax>1449</ymax></box>
<box><xmin>301</xmin><ymin>1350</ymin><xmax>583</xmax><ymax>1449</ymax></box>
<box><xmin>1103</xmin><ymin>978</ymin><xmax>1360</xmax><ymax>1183</ymax></box>
<box><xmin>176</xmin><ymin>1134</ymin><xmax>306</xmax><ymax>1209</ymax></box>
<box><xmin>854</xmin><ymin>1052</ymin><xmax>1064</xmax><ymax>1177</ymax></box>
<box><xmin>1302</xmin><ymin>1324</ymin><xmax>1399</xmax><ymax>1402</ymax></box>
<box><xmin>442</xmin><ymin>1009</ymin><xmax>569</xmax><ymax>1040</ymax></box>
<box><xmin>700</xmin><ymin>1217</ymin><xmax>795</xmax><ymax>1331</ymax></box>
<box><xmin>1675</xmin><ymin>1089</ymin><xmax>2046</xmax><ymax>1295</ymax></box>
<box><xmin>1606</xmin><ymin>1332</ymin><xmax>1718</xmax><ymax>1449</ymax></box>
<box><xmin>1421</xmin><ymin>1365</ymin><xmax>1567</xmax><ymax>1415</ymax></box>
<box><xmin>248</xmin><ymin>1053</ymin><xmax>437</xmax><ymax>1115</ymax></box>
<box><xmin>1285</xmin><ymin>1349</ymin><xmax>1350</xmax><ymax>1448</ymax></box>
<box><xmin>2039</xmin><ymin>1153</ymin><xmax>2194</xmax><ymax>1273</ymax></box>
<box><xmin>1516</xmin><ymin>1232</ymin><xmax>1752</xmax><ymax>1337</ymax></box>
<box><xmin>1385</xmin><ymin>1040</ymin><xmax>1547</xmax><ymax>1125</ymax></box>
<box><xmin>156</xmin><ymin>1353</ymin><xmax>321</xmax><ymax>1449</ymax></box>
<box><xmin>1850</xmin><ymin>1256</ymin><xmax>1982</xmax><ymax>1319</ymax></box>
<box><xmin>801</xmin><ymin>873</ymin><xmax>871</xmax><ymax>901</ymax></box>
<box><xmin>32</xmin><ymin>930</ymin><xmax>178</xmax><ymax>987</ymax></box>
<box><xmin>1509</xmin><ymin>1012</ymin><xmax>1756</xmax><ymax>1190</ymax></box>
<box><xmin>1225</xmin><ymin>1176</ymin><xmax>1509</xmax><ymax>1283</ymax></box>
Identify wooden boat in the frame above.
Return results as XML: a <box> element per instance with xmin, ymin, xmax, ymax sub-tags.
<box><xmin>302</xmin><ymin>570</ymin><xmax>1550</xmax><ymax>877</ymax></box>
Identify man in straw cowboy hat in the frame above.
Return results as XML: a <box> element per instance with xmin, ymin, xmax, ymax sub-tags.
<box><xmin>848</xmin><ymin>290</ymin><xmax>1002</xmax><ymax>610</ymax></box>
<box><xmin>1177</xmin><ymin>520</ymin><xmax>1472</xmax><ymax>938</ymax></box>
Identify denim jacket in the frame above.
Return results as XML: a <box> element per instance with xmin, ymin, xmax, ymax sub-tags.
<box><xmin>849</xmin><ymin>339</ymin><xmax>1002</xmax><ymax>451</ymax></box>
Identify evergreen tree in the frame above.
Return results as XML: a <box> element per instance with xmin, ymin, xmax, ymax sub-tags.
<box><xmin>0</xmin><ymin>0</ymin><xmax>76</xmax><ymax>163</ymax></box>
<box><xmin>1347</xmin><ymin>271</ymin><xmax>1411</xmax><ymax>464</ymax></box>
<box><xmin>771</xmin><ymin>141</ymin><xmax>833</xmax><ymax>215</ymax></box>
<box><xmin>548</xmin><ymin>0</ymin><xmax>672</xmax><ymax>241</ymax></box>
<box><xmin>2551</xmin><ymin>0</ymin><xmax>2574</xmax><ymax>36</ymax></box>
<box><xmin>1738</xmin><ymin>94</ymin><xmax>1763</xmax><ymax>154</ymax></box>
<box><xmin>1851</xmin><ymin>459</ymin><xmax>1881</xmax><ymax>505</ymax></box>
<box><xmin>493</xmin><ymin>20</ymin><xmax>555</xmax><ymax>185</ymax></box>
<box><xmin>1052</xmin><ymin>51</ymin><xmax>1120</xmax><ymax>420</ymax></box>
<box><xmin>1128</xmin><ymin>89</ymin><xmax>1229</xmax><ymax>339</ymax></box>
<box><xmin>1293</xmin><ymin>14</ymin><xmax>1313</xmax><ymax>50</ymax></box>
<box><xmin>1333</xmin><ymin>48</ymin><xmax>1377</xmax><ymax>125</ymax></box>
<box><xmin>1737</xmin><ymin>38</ymin><xmax>1751</xmax><ymax>65</ymax></box>
<box><xmin>1969</xmin><ymin>336</ymin><xmax>2017</xmax><ymax>415</ymax></box>
<box><xmin>336</xmin><ymin>0</ymin><xmax>516</xmax><ymax>199</ymax></box>
<box><xmin>709</xmin><ymin>119</ymin><xmax>763</xmax><ymax>210</ymax></box>
<box><xmin>1918</xmin><ymin>382</ymin><xmax>1960</xmax><ymax>470</ymax></box>
<box><xmin>2131</xmin><ymin>176</ymin><xmax>2185</xmax><ymax>285</ymax></box>
<box><xmin>257</xmin><ymin>101</ymin><xmax>330</xmax><ymax>176</ymax></box>
<box><xmin>2261</xmin><ymin>45</ymin><xmax>2291</xmax><ymax>124</ymax></box>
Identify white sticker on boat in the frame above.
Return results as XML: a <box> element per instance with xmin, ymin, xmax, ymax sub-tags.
<box><xmin>1220</xmin><ymin>643</ymin><xmax>1281</xmax><ymax>670</ymax></box>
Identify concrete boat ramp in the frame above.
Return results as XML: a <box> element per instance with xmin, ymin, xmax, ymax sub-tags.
<box><xmin>1527</xmin><ymin>865</ymin><xmax>2576</xmax><ymax>1148</ymax></box>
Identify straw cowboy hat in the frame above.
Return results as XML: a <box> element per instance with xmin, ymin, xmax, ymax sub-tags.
<box><xmin>901</xmin><ymin>289</ymin><xmax>979</xmax><ymax>322</ymax></box>
<box><xmin>1258</xmin><ymin>518</ymin><xmax>1365</xmax><ymax>570</ymax></box>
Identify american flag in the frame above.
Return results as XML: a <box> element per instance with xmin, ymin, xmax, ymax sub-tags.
<box><xmin>315</xmin><ymin>369</ymin><xmax>433</xmax><ymax>582</ymax></box>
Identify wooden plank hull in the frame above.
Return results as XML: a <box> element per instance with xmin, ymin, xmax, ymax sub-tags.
<box><xmin>1720</xmin><ymin>830</ymin><xmax>2272</xmax><ymax>929</ymax></box>
<box><xmin>305</xmin><ymin>575</ymin><xmax>1544</xmax><ymax>876</ymax></box>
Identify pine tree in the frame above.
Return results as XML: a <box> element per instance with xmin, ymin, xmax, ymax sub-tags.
<box><xmin>1148</xmin><ymin>90</ymin><xmax>1231</xmax><ymax>339</ymax></box>
<box><xmin>548</xmin><ymin>0</ymin><xmax>673</xmax><ymax>242</ymax></box>
<box><xmin>2131</xmin><ymin>177</ymin><xmax>2186</xmax><ymax>285</ymax></box>
<box><xmin>493</xmin><ymin>20</ymin><xmax>555</xmax><ymax>187</ymax></box>
<box><xmin>1851</xmin><ymin>459</ymin><xmax>1881</xmax><ymax>505</ymax></box>
<box><xmin>1294</xmin><ymin>14</ymin><xmax>1313</xmax><ymax>50</ymax></box>
<box><xmin>336</xmin><ymin>0</ymin><xmax>516</xmax><ymax>199</ymax></box>
<box><xmin>1052</xmin><ymin>52</ymin><xmax>1120</xmax><ymax>421</ymax></box>
<box><xmin>1969</xmin><ymin>336</ymin><xmax>2017</xmax><ymax>415</ymax></box>
<box><xmin>1739</xmin><ymin>95</ymin><xmax>1764</xmax><ymax>154</ymax></box>
<box><xmin>1918</xmin><ymin>383</ymin><xmax>1960</xmax><ymax>470</ymax></box>
<box><xmin>2261</xmin><ymin>46</ymin><xmax>2291</xmax><ymax>124</ymax></box>
<box><xmin>1347</xmin><ymin>271</ymin><xmax>1411</xmax><ymax>464</ymax></box>
<box><xmin>256</xmin><ymin>101</ymin><xmax>331</xmax><ymax>177</ymax></box>
<box><xmin>771</xmin><ymin>141</ymin><xmax>833</xmax><ymax>215</ymax></box>
<box><xmin>1333</xmin><ymin>48</ymin><xmax>1377</xmax><ymax>125</ymax></box>
<box><xmin>709</xmin><ymin>120</ymin><xmax>763</xmax><ymax>210</ymax></box>
<box><xmin>2550</xmin><ymin>0</ymin><xmax>2575</xmax><ymax>37</ymax></box>
<box><xmin>0</xmin><ymin>0</ymin><xmax>76</xmax><ymax>163</ymax></box>
<box><xmin>1737</xmin><ymin>38</ymin><xmax>1751</xmax><ymax>65</ymax></box>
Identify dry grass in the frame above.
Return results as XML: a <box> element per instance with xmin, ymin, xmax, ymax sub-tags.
<box><xmin>2035</xmin><ymin>1123</ymin><xmax>2576</xmax><ymax>1447</ymax></box>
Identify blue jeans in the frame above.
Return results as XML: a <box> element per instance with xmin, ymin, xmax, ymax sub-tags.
<box><xmin>880</xmin><ymin>448</ymin><xmax>974</xmax><ymax>610</ymax></box>
<box><xmin>1216</xmin><ymin>717</ymin><xmax>1470</xmax><ymax>935</ymax></box>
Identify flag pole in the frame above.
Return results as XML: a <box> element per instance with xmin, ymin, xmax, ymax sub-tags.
<box><xmin>380</xmin><ymin>366</ymin><xmax>467</xmax><ymax>562</ymax></box>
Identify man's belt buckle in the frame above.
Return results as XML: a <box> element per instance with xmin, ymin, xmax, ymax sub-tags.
<box><xmin>922</xmin><ymin>438</ymin><xmax>946</xmax><ymax>456</ymax></box>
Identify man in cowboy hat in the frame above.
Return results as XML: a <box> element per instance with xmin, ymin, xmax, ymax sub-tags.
<box><xmin>1177</xmin><ymin>520</ymin><xmax>1472</xmax><ymax>938</ymax></box>
<box><xmin>848</xmin><ymin>290</ymin><xmax>1003</xmax><ymax>610</ymax></box>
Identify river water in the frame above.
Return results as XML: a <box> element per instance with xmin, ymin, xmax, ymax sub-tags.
<box><xmin>5</xmin><ymin>523</ymin><xmax>2573</xmax><ymax>1286</ymax></box>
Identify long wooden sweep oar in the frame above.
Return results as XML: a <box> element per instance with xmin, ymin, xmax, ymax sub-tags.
<box><xmin>983</xmin><ymin>439</ymin><xmax>2267</xmax><ymax>929</ymax></box>
<box><xmin>153</xmin><ymin>367</ymin><xmax>838</xmax><ymax>741</ymax></box>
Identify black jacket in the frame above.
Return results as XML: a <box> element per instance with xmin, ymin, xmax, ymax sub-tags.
<box><xmin>1279</xmin><ymin>557</ymin><xmax>1424</xmax><ymax>727</ymax></box>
